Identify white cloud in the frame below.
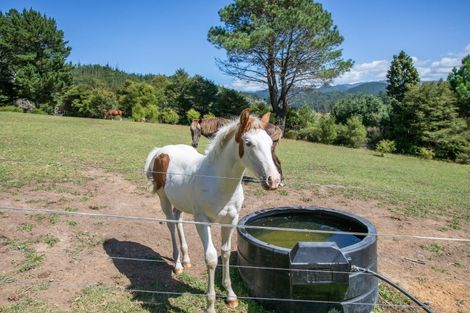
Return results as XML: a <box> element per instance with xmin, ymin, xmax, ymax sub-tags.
<box><xmin>335</xmin><ymin>60</ymin><xmax>389</xmax><ymax>84</ymax></box>
<box><xmin>229</xmin><ymin>79</ymin><xmax>265</xmax><ymax>92</ymax></box>
<box><xmin>335</xmin><ymin>44</ymin><xmax>470</xmax><ymax>85</ymax></box>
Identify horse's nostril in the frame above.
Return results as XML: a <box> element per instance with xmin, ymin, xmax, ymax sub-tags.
<box><xmin>267</xmin><ymin>176</ymin><xmax>273</xmax><ymax>186</ymax></box>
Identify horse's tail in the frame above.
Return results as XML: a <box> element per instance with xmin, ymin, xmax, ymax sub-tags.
<box><xmin>144</xmin><ymin>147</ymin><xmax>162</xmax><ymax>193</ymax></box>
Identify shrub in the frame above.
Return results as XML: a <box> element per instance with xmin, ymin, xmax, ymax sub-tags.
<box><xmin>160</xmin><ymin>108</ymin><xmax>179</xmax><ymax>124</ymax></box>
<box><xmin>336</xmin><ymin>116</ymin><xmax>367</xmax><ymax>148</ymax></box>
<box><xmin>203</xmin><ymin>112</ymin><xmax>215</xmax><ymax>119</ymax></box>
<box><xmin>284</xmin><ymin>130</ymin><xmax>299</xmax><ymax>140</ymax></box>
<box><xmin>31</xmin><ymin>107</ymin><xmax>48</xmax><ymax>115</ymax></box>
<box><xmin>318</xmin><ymin>115</ymin><xmax>337</xmax><ymax>144</ymax></box>
<box><xmin>367</xmin><ymin>126</ymin><xmax>383</xmax><ymax>148</ymax></box>
<box><xmin>286</xmin><ymin>105</ymin><xmax>316</xmax><ymax>131</ymax></box>
<box><xmin>376</xmin><ymin>140</ymin><xmax>396</xmax><ymax>156</ymax></box>
<box><xmin>298</xmin><ymin>127</ymin><xmax>321</xmax><ymax>142</ymax></box>
<box><xmin>417</xmin><ymin>147</ymin><xmax>434</xmax><ymax>160</ymax></box>
<box><xmin>456</xmin><ymin>152</ymin><xmax>470</xmax><ymax>164</ymax></box>
<box><xmin>0</xmin><ymin>105</ymin><xmax>22</xmax><ymax>112</ymax></box>
<box><xmin>186</xmin><ymin>108</ymin><xmax>200</xmax><ymax>124</ymax></box>
<box><xmin>345</xmin><ymin>116</ymin><xmax>367</xmax><ymax>148</ymax></box>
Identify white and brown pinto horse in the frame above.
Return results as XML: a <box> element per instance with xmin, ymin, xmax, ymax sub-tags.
<box><xmin>145</xmin><ymin>109</ymin><xmax>280</xmax><ymax>313</ymax></box>
<box><xmin>190</xmin><ymin>116</ymin><xmax>284</xmax><ymax>182</ymax></box>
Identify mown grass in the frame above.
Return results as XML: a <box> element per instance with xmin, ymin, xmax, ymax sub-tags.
<box><xmin>1</xmin><ymin>112</ymin><xmax>469</xmax><ymax>219</ymax></box>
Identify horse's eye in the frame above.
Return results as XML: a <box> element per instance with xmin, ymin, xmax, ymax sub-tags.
<box><xmin>245</xmin><ymin>140</ymin><xmax>253</xmax><ymax>147</ymax></box>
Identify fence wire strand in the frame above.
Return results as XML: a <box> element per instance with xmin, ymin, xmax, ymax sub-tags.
<box><xmin>1</xmin><ymin>157</ymin><xmax>469</xmax><ymax>197</ymax></box>
<box><xmin>1</xmin><ymin>206</ymin><xmax>469</xmax><ymax>242</ymax></box>
<box><xmin>2</xmin><ymin>279</ymin><xmax>433</xmax><ymax>309</ymax></box>
<box><xmin>5</xmin><ymin>248</ymin><xmax>470</xmax><ymax>284</ymax></box>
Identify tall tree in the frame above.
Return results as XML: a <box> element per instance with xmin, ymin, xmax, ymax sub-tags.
<box><xmin>386</xmin><ymin>51</ymin><xmax>420</xmax><ymax>102</ymax></box>
<box><xmin>208</xmin><ymin>0</ymin><xmax>352</xmax><ymax>130</ymax></box>
<box><xmin>448</xmin><ymin>55</ymin><xmax>470</xmax><ymax>125</ymax></box>
<box><xmin>394</xmin><ymin>81</ymin><xmax>469</xmax><ymax>160</ymax></box>
<box><xmin>0</xmin><ymin>9</ymin><xmax>72</xmax><ymax>109</ymax></box>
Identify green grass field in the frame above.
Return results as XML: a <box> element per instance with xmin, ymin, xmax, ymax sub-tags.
<box><xmin>0</xmin><ymin>112</ymin><xmax>468</xmax><ymax>313</ymax></box>
<box><xmin>1</xmin><ymin>112</ymin><xmax>469</xmax><ymax>219</ymax></box>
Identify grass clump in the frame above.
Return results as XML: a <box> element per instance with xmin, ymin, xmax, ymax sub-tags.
<box><xmin>41</xmin><ymin>234</ymin><xmax>60</xmax><ymax>247</ymax></box>
<box><xmin>17</xmin><ymin>251</ymin><xmax>44</xmax><ymax>272</ymax></box>
<box><xmin>422</xmin><ymin>243</ymin><xmax>444</xmax><ymax>256</ymax></box>
<box><xmin>16</xmin><ymin>223</ymin><xmax>33</xmax><ymax>233</ymax></box>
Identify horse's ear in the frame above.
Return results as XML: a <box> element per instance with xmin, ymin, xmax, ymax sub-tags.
<box><xmin>236</xmin><ymin>108</ymin><xmax>251</xmax><ymax>144</ymax></box>
<box><xmin>240</xmin><ymin>108</ymin><xmax>251</xmax><ymax>126</ymax></box>
<box><xmin>260</xmin><ymin>112</ymin><xmax>271</xmax><ymax>127</ymax></box>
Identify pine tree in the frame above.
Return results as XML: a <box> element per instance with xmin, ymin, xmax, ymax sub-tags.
<box><xmin>0</xmin><ymin>9</ymin><xmax>72</xmax><ymax>109</ymax></box>
<box><xmin>208</xmin><ymin>0</ymin><xmax>352</xmax><ymax>131</ymax></box>
<box><xmin>386</xmin><ymin>51</ymin><xmax>420</xmax><ymax>102</ymax></box>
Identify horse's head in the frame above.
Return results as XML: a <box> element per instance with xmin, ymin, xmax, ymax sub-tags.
<box><xmin>190</xmin><ymin>119</ymin><xmax>202</xmax><ymax>148</ymax></box>
<box><xmin>236</xmin><ymin>109</ymin><xmax>281</xmax><ymax>190</ymax></box>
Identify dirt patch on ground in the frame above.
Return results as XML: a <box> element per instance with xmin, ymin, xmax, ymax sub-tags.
<box><xmin>0</xmin><ymin>169</ymin><xmax>468</xmax><ymax>312</ymax></box>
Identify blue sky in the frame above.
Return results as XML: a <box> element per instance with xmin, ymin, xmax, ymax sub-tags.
<box><xmin>1</xmin><ymin>0</ymin><xmax>469</xmax><ymax>90</ymax></box>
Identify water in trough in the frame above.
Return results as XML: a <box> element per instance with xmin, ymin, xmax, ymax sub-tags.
<box><xmin>246</xmin><ymin>213</ymin><xmax>364</xmax><ymax>249</ymax></box>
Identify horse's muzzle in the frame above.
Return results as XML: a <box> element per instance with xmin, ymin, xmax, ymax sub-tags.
<box><xmin>261</xmin><ymin>175</ymin><xmax>280</xmax><ymax>190</ymax></box>
<box><xmin>192</xmin><ymin>142</ymin><xmax>198</xmax><ymax>148</ymax></box>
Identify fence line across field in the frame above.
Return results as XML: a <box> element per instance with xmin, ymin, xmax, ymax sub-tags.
<box><xmin>1</xmin><ymin>157</ymin><xmax>469</xmax><ymax>197</ymax></box>
<box><xmin>6</xmin><ymin>248</ymin><xmax>470</xmax><ymax>284</ymax></box>
<box><xmin>1</xmin><ymin>280</ymin><xmax>432</xmax><ymax>309</ymax></box>
<box><xmin>1</xmin><ymin>206</ymin><xmax>469</xmax><ymax>242</ymax></box>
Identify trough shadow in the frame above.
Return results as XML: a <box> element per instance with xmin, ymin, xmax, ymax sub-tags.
<box><xmin>103</xmin><ymin>238</ymin><xmax>203</xmax><ymax>313</ymax></box>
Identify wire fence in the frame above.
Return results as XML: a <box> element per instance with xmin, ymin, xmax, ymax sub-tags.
<box><xmin>4</xmin><ymin>279</ymin><xmax>442</xmax><ymax>310</ymax></box>
<box><xmin>1</xmin><ymin>206</ymin><xmax>469</xmax><ymax>242</ymax></box>
<box><xmin>1</xmin><ymin>157</ymin><xmax>470</xmax><ymax>198</ymax></box>
<box><xmin>5</xmin><ymin>247</ymin><xmax>470</xmax><ymax>284</ymax></box>
<box><xmin>1</xmin><ymin>157</ymin><xmax>469</xmax><ymax>312</ymax></box>
<box><xmin>2</xmin><ymin>205</ymin><xmax>469</xmax><ymax>312</ymax></box>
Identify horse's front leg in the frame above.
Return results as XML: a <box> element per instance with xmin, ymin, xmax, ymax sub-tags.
<box><xmin>195</xmin><ymin>216</ymin><xmax>218</xmax><ymax>313</ymax></box>
<box><xmin>174</xmin><ymin>209</ymin><xmax>191</xmax><ymax>269</ymax></box>
<box><xmin>221</xmin><ymin>217</ymin><xmax>238</xmax><ymax>308</ymax></box>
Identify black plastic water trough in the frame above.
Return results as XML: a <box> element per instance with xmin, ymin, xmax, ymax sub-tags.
<box><xmin>237</xmin><ymin>206</ymin><xmax>378</xmax><ymax>313</ymax></box>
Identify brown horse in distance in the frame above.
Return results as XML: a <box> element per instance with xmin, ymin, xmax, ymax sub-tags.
<box><xmin>105</xmin><ymin>109</ymin><xmax>123</xmax><ymax>120</ymax></box>
<box><xmin>190</xmin><ymin>116</ymin><xmax>284</xmax><ymax>183</ymax></box>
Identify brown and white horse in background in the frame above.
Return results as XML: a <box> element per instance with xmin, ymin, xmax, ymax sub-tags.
<box><xmin>104</xmin><ymin>109</ymin><xmax>123</xmax><ymax>120</ymax></box>
<box><xmin>145</xmin><ymin>109</ymin><xmax>281</xmax><ymax>313</ymax></box>
<box><xmin>190</xmin><ymin>116</ymin><xmax>284</xmax><ymax>182</ymax></box>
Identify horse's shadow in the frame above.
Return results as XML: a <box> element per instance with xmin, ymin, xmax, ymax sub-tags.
<box><xmin>103</xmin><ymin>238</ymin><xmax>202</xmax><ymax>313</ymax></box>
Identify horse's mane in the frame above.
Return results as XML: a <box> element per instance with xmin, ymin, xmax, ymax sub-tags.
<box><xmin>205</xmin><ymin>116</ymin><xmax>263</xmax><ymax>159</ymax></box>
<box><xmin>201</xmin><ymin>118</ymin><xmax>230</xmax><ymax>136</ymax></box>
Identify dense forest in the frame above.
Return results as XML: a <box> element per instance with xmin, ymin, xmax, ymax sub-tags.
<box><xmin>1</xmin><ymin>8</ymin><xmax>469</xmax><ymax>163</ymax></box>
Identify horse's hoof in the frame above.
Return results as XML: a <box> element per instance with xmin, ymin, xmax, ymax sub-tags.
<box><xmin>226</xmin><ymin>299</ymin><xmax>238</xmax><ymax>309</ymax></box>
<box><xmin>183</xmin><ymin>262</ymin><xmax>192</xmax><ymax>269</ymax></box>
<box><xmin>174</xmin><ymin>268</ymin><xmax>184</xmax><ymax>275</ymax></box>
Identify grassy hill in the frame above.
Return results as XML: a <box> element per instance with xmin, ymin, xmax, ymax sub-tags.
<box><xmin>1</xmin><ymin>112</ymin><xmax>468</xmax><ymax>220</ymax></box>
